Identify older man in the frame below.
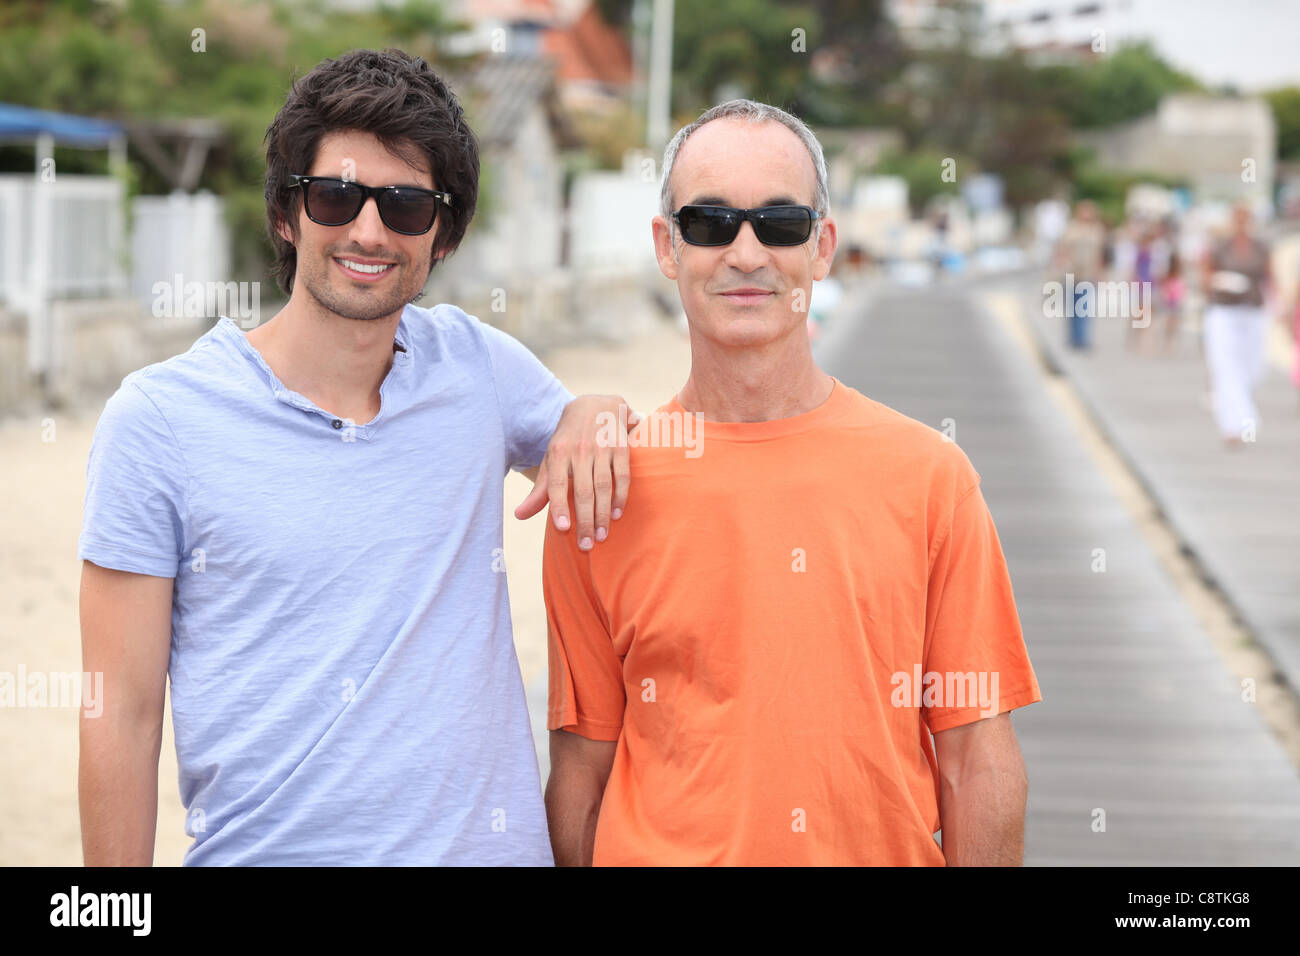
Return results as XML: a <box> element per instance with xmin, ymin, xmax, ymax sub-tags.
<box><xmin>542</xmin><ymin>99</ymin><xmax>1041</xmax><ymax>866</ymax></box>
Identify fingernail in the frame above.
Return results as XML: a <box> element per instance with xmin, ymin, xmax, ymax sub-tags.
<box><xmin>612</xmin><ymin>508</ymin><xmax>622</xmax><ymax>520</ymax></box>
<box><xmin>579</xmin><ymin>536</ymin><xmax>593</xmax><ymax>550</ymax></box>
<box><xmin>596</xmin><ymin>527</ymin><xmax>607</xmax><ymax>542</ymax></box>
<box><xmin>556</xmin><ymin>515</ymin><xmax>570</xmax><ymax>530</ymax></box>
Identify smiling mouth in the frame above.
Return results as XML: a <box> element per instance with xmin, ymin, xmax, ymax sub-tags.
<box><xmin>334</xmin><ymin>257</ymin><xmax>396</xmax><ymax>279</ymax></box>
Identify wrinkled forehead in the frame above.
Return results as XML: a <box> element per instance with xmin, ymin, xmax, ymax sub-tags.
<box><xmin>670</xmin><ymin>119</ymin><xmax>818</xmax><ymax>209</ymax></box>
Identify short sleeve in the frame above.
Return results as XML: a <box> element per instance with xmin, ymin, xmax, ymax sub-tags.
<box><xmin>78</xmin><ymin>381</ymin><xmax>189</xmax><ymax>578</ymax></box>
<box><xmin>480</xmin><ymin>320</ymin><xmax>574</xmax><ymax>472</ymax></box>
<box><xmin>922</xmin><ymin>478</ymin><xmax>1042</xmax><ymax>733</ymax></box>
<box><xmin>542</xmin><ymin>520</ymin><xmax>625</xmax><ymax>741</ymax></box>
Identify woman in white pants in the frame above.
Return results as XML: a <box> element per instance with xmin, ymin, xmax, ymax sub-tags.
<box><xmin>1204</xmin><ymin>303</ymin><xmax>1267</xmax><ymax>440</ymax></box>
<box><xmin>1201</xmin><ymin>205</ymin><xmax>1271</xmax><ymax>446</ymax></box>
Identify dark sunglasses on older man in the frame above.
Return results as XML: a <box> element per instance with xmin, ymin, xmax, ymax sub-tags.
<box><xmin>672</xmin><ymin>204</ymin><xmax>820</xmax><ymax>247</ymax></box>
<box><xmin>289</xmin><ymin>174</ymin><xmax>453</xmax><ymax>236</ymax></box>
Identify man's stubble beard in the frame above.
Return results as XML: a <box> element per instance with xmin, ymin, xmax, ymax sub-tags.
<box><xmin>302</xmin><ymin>247</ymin><xmax>431</xmax><ymax>321</ymax></box>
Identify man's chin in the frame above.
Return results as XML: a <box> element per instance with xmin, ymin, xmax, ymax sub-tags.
<box><xmin>329</xmin><ymin>299</ymin><xmax>402</xmax><ymax>323</ymax></box>
<box><xmin>695</xmin><ymin>311</ymin><xmax>792</xmax><ymax>346</ymax></box>
<box><xmin>308</xmin><ymin>279</ymin><xmax>411</xmax><ymax>322</ymax></box>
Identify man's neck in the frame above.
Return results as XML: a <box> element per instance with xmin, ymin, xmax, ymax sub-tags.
<box><xmin>677</xmin><ymin>330</ymin><xmax>833</xmax><ymax>423</ymax></box>
<box><xmin>245</xmin><ymin>295</ymin><xmax>403</xmax><ymax>424</ymax></box>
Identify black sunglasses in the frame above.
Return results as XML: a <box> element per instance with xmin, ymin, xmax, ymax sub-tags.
<box><xmin>672</xmin><ymin>204</ymin><xmax>820</xmax><ymax>247</ymax></box>
<box><xmin>289</xmin><ymin>175</ymin><xmax>453</xmax><ymax>236</ymax></box>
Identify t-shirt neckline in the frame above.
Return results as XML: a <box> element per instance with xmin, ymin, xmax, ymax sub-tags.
<box><xmin>214</xmin><ymin>314</ymin><xmax>412</xmax><ymax>435</ymax></box>
<box><xmin>660</xmin><ymin>376</ymin><xmax>852</xmax><ymax>442</ymax></box>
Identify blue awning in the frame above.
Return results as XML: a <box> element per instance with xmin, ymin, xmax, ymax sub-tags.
<box><xmin>0</xmin><ymin>102</ymin><xmax>123</xmax><ymax>147</ymax></box>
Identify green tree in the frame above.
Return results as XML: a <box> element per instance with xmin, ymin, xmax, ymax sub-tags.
<box><xmin>670</xmin><ymin>0</ymin><xmax>822</xmax><ymax>119</ymax></box>
<box><xmin>874</xmin><ymin>149</ymin><xmax>965</xmax><ymax>215</ymax></box>
<box><xmin>1264</xmin><ymin>86</ymin><xmax>1300</xmax><ymax>160</ymax></box>
<box><xmin>1037</xmin><ymin>42</ymin><xmax>1201</xmax><ymax>129</ymax></box>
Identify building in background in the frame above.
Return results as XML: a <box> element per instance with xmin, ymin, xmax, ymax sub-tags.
<box><xmin>448</xmin><ymin>55</ymin><xmax>578</xmax><ymax>287</ymax></box>
<box><xmin>1078</xmin><ymin>94</ymin><xmax>1277</xmax><ymax>208</ymax></box>
<box><xmin>541</xmin><ymin>1</ymin><xmax>635</xmax><ymax>114</ymax></box>
<box><xmin>441</xmin><ymin>0</ymin><xmax>634</xmax><ymax>110</ymax></box>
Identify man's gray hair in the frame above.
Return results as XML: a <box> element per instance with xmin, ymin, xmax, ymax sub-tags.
<box><xmin>659</xmin><ymin>99</ymin><xmax>830</xmax><ymax>225</ymax></box>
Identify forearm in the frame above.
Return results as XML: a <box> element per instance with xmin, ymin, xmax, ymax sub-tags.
<box><xmin>79</xmin><ymin>715</ymin><xmax>163</xmax><ymax>866</ymax></box>
<box><xmin>937</xmin><ymin>763</ymin><xmax>1028</xmax><ymax>866</ymax></box>
<box><xmin>544</xmin><ymin>769</ymin><xmax>606</xmax><ymax>866</ymax></box>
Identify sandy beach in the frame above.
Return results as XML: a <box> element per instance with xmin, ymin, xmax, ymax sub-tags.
<box><xmin>0</xmin><ymin>313</ymin><xmax>692</xmax><ymax>866</ymax></box>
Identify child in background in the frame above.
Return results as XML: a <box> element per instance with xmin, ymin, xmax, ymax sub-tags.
<box><xmin>1161</xmin><ymin>249</ymin><xmax>1185</xmax><ymax>353</ymax></box>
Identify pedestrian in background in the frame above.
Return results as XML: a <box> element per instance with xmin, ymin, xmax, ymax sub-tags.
<box><xmin>1128</xmin><ymin>223</ymin><xmax>1157</xmax><ymax>351</ymax></box>
<box><xmin>1160</xmin><ymin>244</ymin><xmax>1186</xmax><ymax>353</ymax></box>
<box><xmin>1200</xmin><ymin>203</ymin><xmax>1272</xmax><ymax>446</ymax></box>
<box><xmin>1055</xmin><ymin>200</ymin><xmax>1106</xmax><ymax>351</ymax></box>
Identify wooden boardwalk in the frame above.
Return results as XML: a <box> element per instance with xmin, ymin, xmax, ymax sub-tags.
<box><xmin>817</xmin><ymin>279</ymin><xmax>1300</xmax><ymax>865</ymax></box>
<box><xmin>1007</xmin><ymin>273</ymin><xmax>1300</xmax><ymax>697</ymax></box>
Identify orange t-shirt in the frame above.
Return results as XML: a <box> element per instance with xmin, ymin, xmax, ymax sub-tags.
<box><xmin>544</xmin><ymin>377</ymin><xmax>1042</xmax><ymax>865</ymax></box>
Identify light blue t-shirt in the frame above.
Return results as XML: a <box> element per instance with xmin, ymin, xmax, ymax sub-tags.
<box><xmin>78</xmin><ymin>303</ymin><xmax>573</xmax><ymax>865</ymax></box>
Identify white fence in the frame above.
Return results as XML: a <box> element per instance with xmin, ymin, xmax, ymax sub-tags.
<box><xmin>0</xmin><ymin>174</ymin><xmax>128</xmax><ymax>303</ymax></box>
<box><xmin>0</xmin><ymin>176</ymin><xmax>233</xmax><ymax>380</ymax></box>
<box><xmin>0</xmin><ymin>173</ymin><xmax>129</xmax><ymax>374</ymax></box>
<box><xmin>130</xmin><ymin>190</ymin><xmax>230</xmax><ymax>308</ymax></box>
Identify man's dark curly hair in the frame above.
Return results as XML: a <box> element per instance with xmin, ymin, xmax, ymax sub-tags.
<box><xmin>263</xmin><ymin>48</ymin><xmax>479</xmax><ymax>295</ymax></box>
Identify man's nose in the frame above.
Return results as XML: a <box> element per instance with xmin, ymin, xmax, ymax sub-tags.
<box><xmin>723</xmin><ymin>219</ymin><xmax>768</xmax><ymax>271</ymax></box>
<box><xmin>347</xmin><ymin>196</ymin><xmax>389</xmax><ymax>245</ymax></box>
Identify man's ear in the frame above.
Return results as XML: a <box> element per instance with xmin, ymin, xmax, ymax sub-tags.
<box><xmin>812</xmin><ymin>215</ymin><xmax>837</xmax><ymax>282</ymax></box>
<box><xmin>428</xmin><ymin>218</ymin><xmax>449</xmax><ymax>263</ymax></box>
<box><xmin>652</xmin><ymin>216</ymin><xmax>678</xmax><ymax>281</ymax></box>
<box><xmin>275</xmin><ymin>215</ymin><xmax>295</xmax><ymax>248</ymax></box>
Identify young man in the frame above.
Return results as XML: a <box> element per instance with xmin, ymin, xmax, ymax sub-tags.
<box><xmin>543</xmin><ymin>100</ymin><xmax>1042</xmax><ymax>866</ymax></box>
<box><xmin>79</xmin><ymin>49</ymin><xmax>630</xmax><ymax>866</ymax></box>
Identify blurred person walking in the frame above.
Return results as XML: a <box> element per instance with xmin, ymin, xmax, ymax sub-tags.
<box><xmin>1159</xmin><ymin>237</ymin><xmax>1186</xmax><ymax>354</ymax></box>
<box><xmin>1129</xmin><ymin>221</ymin><xmax>1173</xmax><ymax>352</ymax></box>
<box><xmin>1055</xmin><ymin>200</ymin><xmax>1106</xmax><ymax>350</ymax></box>
<box><xmin>1128</xmin><ymin>224</ymin><xmax>1156</xmax><ymax>351</ymax></box>
<box><xmin>1276</xmin><ymin>265</ymin><xmax>1300</xmax><ymax>405</ymax></box>
<box><xmin>1200</xmin><ymin>203</ymin><xmax>1272</xmax><ymax>446</ymax></box>
<box><xmin>1293</xmin><ymin>296</ymin><xmax>1300</xmax><ymax>402</ymax></box>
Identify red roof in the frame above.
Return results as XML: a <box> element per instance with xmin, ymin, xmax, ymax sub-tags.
<box><xmin>542</xmin><ymin>4</ymin><xmax>633</xmax><ymax>87</ymax></box>
<box><xmin>464</xmin><ymin>0</ymin><xmax>559</xmax><ymax>21</ymax></box>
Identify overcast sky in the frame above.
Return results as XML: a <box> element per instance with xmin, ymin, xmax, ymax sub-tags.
<box><xmin>983</xmin><ymin>0</ymin><xmax>1300</xmax><ymax>91</ymax></box>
